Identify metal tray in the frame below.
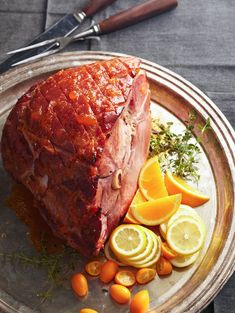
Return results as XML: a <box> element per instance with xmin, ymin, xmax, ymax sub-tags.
<box><xmin>0</xmin><ymin>51</ymin><xmax>234</xmax><ymax>313</ymax></box>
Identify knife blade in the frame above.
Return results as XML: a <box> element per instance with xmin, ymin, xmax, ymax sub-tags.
<box><xmin>0</xmin><ymin>0</ymin><xmax>117</xmax><ymax>74</ymax></box>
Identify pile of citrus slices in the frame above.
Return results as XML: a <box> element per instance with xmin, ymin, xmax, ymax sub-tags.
<box><xmin>72</xmin><ymin>156</ymin><xmax>210</xmax><ymax>313</ymax></box>
<box><xmin>106</xmin><ymin>156</ymin><xmax>209</xmax><ymax>269</ymax></box>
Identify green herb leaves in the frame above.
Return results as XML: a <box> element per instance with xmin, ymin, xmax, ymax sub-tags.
<box><xmin>0</xmin><ymin>244</ymin><xmax>80</xmax><ymax>304</ymax></box>
<box><xmin>149</xmin><ymin>114</ymin><xmax>211</xmax><ymax>182</ymax></box>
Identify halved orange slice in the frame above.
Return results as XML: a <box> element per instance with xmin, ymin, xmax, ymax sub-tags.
<box><xmin>131</xmin><ymin>194</ymin><xmax>182</xmax><ymax>226</ymax></box>
<box><xmin>165</xmin><ymin>171</ymin><xmax>209</xmax><ymax>207</ymax></box>
<box><xmin>138</xmin><ymin>156</ymin><xmax>168</xmax><ymax>201</ymax></box>
<box><xmin>123</xmin><ymin>189</ymin><xmax>146</xmax><ymax>224</ymax></box>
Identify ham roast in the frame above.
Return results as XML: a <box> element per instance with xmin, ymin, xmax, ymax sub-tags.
<box><xmin>1</xmin><ymin>57</ymin><xmax>151</xmax><ymax>256</ymax></box>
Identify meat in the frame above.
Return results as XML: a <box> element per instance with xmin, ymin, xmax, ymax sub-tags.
<box><xmin>1</xmin><ymin>57</ymin><xmax>151</xmax><ymax>256</ymax></box>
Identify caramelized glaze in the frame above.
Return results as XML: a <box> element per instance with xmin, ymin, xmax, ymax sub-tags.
<box><xmin>6</xmin><ymin>184</ymin><xmax>64</xmax><ymax>253</ymax></box>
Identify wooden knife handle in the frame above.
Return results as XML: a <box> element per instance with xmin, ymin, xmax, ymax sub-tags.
<box><xmin>99</xmin><ymin>0</ymin><xmax>178</xmax><ymax>34</ymax></box>
<box><xmin>83</xmin><ymin>0</ymin><xmax>117</xmax><ymax>17</ymax></box>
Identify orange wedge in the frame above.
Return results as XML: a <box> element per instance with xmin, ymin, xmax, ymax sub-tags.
<box><xmin>165</xmin><ymin>171</ymin><xmax>209</xmax><ymax>207</ymax></box>
<box><xmin>138</xmin><ymin>156</ymin><xmax>168</xmax><ymax>201</ymax></box>
<box><xmin>123</xmin><ymin>190</ymin><xmax>146</xmax><ymax>224</ymax></box>
<box><xmin>130</xmin><ymin>194</ymin><xmax>182</xmax><ymax>226</ymax></box>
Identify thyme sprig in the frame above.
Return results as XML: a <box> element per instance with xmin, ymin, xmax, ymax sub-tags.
<box><xmin>0</xmin><ymin>243</ymin><xmax>80</xmax><ymax>303</ymax></box>
<box><xmin>149</xmin><ymin>113</ymin><xmax>211</xmax><ymax>182</ymax></box>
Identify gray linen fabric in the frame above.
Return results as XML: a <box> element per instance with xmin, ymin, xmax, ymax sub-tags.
<box><xmin>0</xmin><ymin>0</ymin><xmax>234</xmax><ymax>312</ymax></box>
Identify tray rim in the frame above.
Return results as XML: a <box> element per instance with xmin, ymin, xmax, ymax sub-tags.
<box><xmin>0</xmin><ymin>51</ymin><xmax>234</xmax><ymax>313</ymax></box>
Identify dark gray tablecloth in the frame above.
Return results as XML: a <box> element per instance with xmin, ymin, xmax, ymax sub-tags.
<box><xmin>0</xmin><ymin>0</ymin><xmax>234</xmax><ymax>312</ymax></box>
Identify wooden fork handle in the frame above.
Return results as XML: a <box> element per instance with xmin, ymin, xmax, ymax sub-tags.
<box><xmin>83</xmin><ymin>0</ymin><xmax>117</xmax><ymax>17</ymax></box>
<box><xmin>98</xmin><ymin>0</ymin><xmax>178</xmax><ymax>34</ymax></box>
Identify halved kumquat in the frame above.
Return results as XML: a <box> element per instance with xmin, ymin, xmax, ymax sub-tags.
<box><xmin>85</xmin><ymin>261</ymin><xmax>102</xmax><ymax>277</ymax></box>
<box><xmin>115</xmin><ymin>270</ymin><xmax>136</xmax><ymax>287</ymax></box>
<box><xmin>156</xmin><ymin>257</ymin><xmax>173</xmax><ymax>276</ymax></box>
<box><xmin>136</xmin><ymin>268</ymin><xmax>156</xmax><ymax>284</ymax></box>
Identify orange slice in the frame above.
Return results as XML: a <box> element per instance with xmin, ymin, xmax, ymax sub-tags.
<box><xmin>138</xmin><ymin>156</ymin><xmax>168</xmax><ymax>201</ymax></box>
<box><xmin>130</xmin><ymin>194</ymin><xmax>182</xmax><ymax>226</ymax></box>
<box><xmin>165</xmin><ymin>171</ymin><xmax>209</xmax><ymax>207</ymax></box>
<box><xmin>161</xmin><ymin>242</ymin><xmax>178</xmax><ymax>260</ymax></box>
<box><xmin>123</xmin><ymin>189</ymin><xmax>146</xmax><ymax>224</ymax></box>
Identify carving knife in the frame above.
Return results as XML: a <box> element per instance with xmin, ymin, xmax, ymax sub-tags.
<box><xmin>0</xmin><ymin>0</ymin><xmax>117</xmax><ymax>74</ymax></box>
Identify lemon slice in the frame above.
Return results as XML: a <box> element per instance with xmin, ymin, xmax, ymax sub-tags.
<box><xmin>104</xmin><ymin>241</ymin><xmax>125</xmax><ymax>266</ymax></box>
<box><xmin>159</xmin><ymin>223</ymin><xmax>167</xmax><ymax>239</ymax></box>
<box><xmin>167</xmin><ymin>205</ymin><xmax>203</xmax><ymax>227</ymax></box>
<box><xmin>159</xmin><ymin>204</ymin><xmax>202</xmax><ymax>240</ymax></box>
<box><xmin>127</xmin><ymin>227</ymin><xmax>153</xmax><ymax>262</ymax></box>
<box><xmin>127</xmin><ymin>233</ymin><xmax>161</xmax><ymax>268</ymax></box>
<box><xmin>110</xmin><ymin>224</ymin><xmax>147</xmax><ymax>258</ymax></box>
<box><xmin>170</xmin><ymin>251</ymin><xmax>200</xmax><ymax>268</ymax></box>
<box><xmin>166</xmin><ymin>216</ymin><xmax>206</xmax><ymax>255</ymax></box>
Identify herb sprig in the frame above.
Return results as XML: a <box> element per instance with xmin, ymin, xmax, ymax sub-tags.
<box><xmin>149</xmin><ymin>113</ymin><xmax>211</xmax><ymax>182</ymax></box>
<box><xmin>0</xmin><ymin>243</ymin><xmax>80</xmax><ymax>303</ymax></box>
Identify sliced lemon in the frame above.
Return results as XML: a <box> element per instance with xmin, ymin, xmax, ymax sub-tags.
<box><xmin>159</xmin><ymin>223</ymin><xmax>167</xmax><ymax>239</ymax></box>
<box><xmin>170</xmin><ymin>251</ymin><xmax>200</xmax><ymax>268</ymax></box>
<box><xmin>126</xmin><ymin>233</ymin><xmax>161</xmax><ymax>268</ymax></box>
<box><xmin>139</xmin><ymin>156</ymin><xmax>168</xmax><ymax>201</ymax></box>
<box><xmin>104</xmin><ymin>241</ymin><xmax>125</xmax><ymax>266</ymax></box>
<box><xmin>167</xmin><ymin>204</ymin><xmax>205</xmax><ymax>231</ymax></box>
<box><xmin>166</xmin><ymin>216</ymin><xmax>206</xmax><ymax>255</ymax></box>
<box><xmin>110</xmin><ymin>224</ymin><xmax>147</xmax><ymax>258</ymax></box>
<box><xmin>159</xmin><ymin>204</ymin><xmax>201</xmax><ymax>240</ymax></box>
<box><xmin>165</xmin><ymin>171</ymin><xmax>209</xmax><ymax>207</ymax></box>
<box><xmin>127</xmin><ymin>226</ymin><xmax>153</xmax><ymax>262</ymax></box>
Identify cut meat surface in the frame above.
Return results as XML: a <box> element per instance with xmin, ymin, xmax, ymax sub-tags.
<box><xmin>1</xmin><ymin>57</ymin><xmax>151</xmax><ymax>256</ymax></box>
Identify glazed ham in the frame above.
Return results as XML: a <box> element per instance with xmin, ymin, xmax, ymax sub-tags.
<box><xmin>1</xmin><ymin>57</ymin><xmax>151</xmax><ymax>256</ymax></box>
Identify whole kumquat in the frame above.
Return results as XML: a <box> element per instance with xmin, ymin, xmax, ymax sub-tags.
<box><xmin>114</xmin><ymin>270</ymin><xmax>136</xmax><ymax>287</ymax></box>
<box><xmin>71</xmin><ymin>273</ymin><xmax>88</xmax><ymax>297</ymax></box>
<box><xmin>85</xmin><ymin>261</ymin><xmax>102</xmax><ymax>276</ymax></box>
<box><xmin>161</xmin><ymin>242</ymin><xmax>178</xmax><ymax>260</ymax></box>
<box><xmin>156</xmin><ymin>256</ymin><xmax>173</xmax><ymax>276</ymax></box>
<box><xmin>80</xmin><ymin>309</ymin><xmax>98</xmax><ymax>313</ymax></box>
<box><xmin>136</xmin><ymin>268</ymin><xmax>156</xmax><ymax>285</ymax></box>
<box><xmin>130</xmin><ymin>290</ymin><xmax>149</xmax><ymax>313</ymax></box>
<box><xmin>109</xmin><ymin>284</ymin><xmax>131</xmax><ymax>304</ymax></box>
<box><xmin>99</xmin><ymin>260</ymin><xmax>118</xmax><ymax>283</ymax></box>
